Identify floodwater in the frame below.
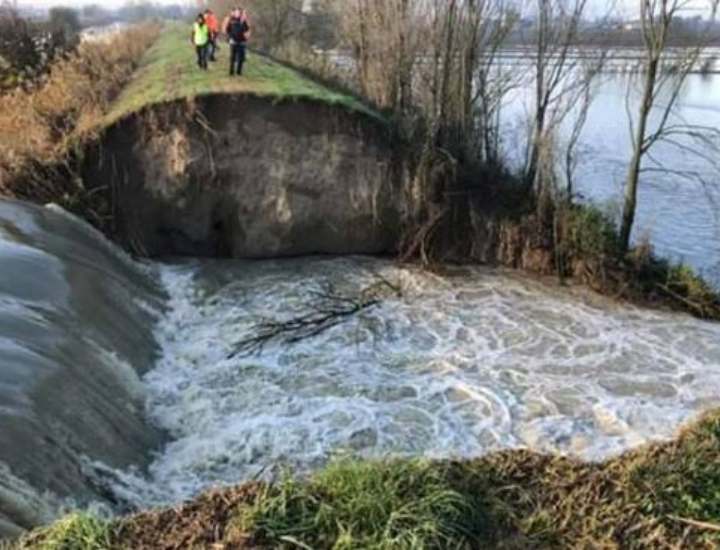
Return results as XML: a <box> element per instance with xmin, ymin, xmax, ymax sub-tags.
<box><xmin>118</xmin><ymin>256</ymin><xmax>720</xmax><ymax>507</ymax></box>
<box><xmin>3</xmin><ymin>201</ymin><xmax>717</xmax><ymax>534</ymax></box>
<box><xmin>504</xmin><ymin>69</ymin><xmax>720</xmax><ymax>284</ymax></box>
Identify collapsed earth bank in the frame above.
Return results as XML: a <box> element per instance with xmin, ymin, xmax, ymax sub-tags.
<box><xmin>84</xmin><ymin>94</ymin><xmax>401</xmax><ymax>258</ymax></box>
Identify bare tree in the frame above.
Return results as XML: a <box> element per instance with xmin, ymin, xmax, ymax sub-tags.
<box><xmin>474</xmin><ymin>3</ymin><xmax>521</xmax><ymax>165</ymax></box>
<box><xmin>620</xmin><ymin>0</ymin><xmax>720</xmax><ymax>252</ymax></box>
<box><xmin>525</xmin><ymin>0</ymin><xmax>597</xmax><ymax>193</ymax></box>
<box><xmin>562</xmin><ymin>53</ymin><xmax>605</xmax><ymax>199</ymax></box>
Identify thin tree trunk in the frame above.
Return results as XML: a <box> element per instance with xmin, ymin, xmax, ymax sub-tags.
<box><xmin>620</xmin><ymin>56</ymin><xmax>658</xmax><ymax>252</ymax></box>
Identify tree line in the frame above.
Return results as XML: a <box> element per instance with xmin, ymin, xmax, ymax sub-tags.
<box><xmin>0</xmin><ymin>2</ymin><xmax>81</xmax><ymax>90</ymax></box>
<box><xmin>220</xmin><ymin>0</ymin><xmax>720</xmax><ymax>264</ymax></box>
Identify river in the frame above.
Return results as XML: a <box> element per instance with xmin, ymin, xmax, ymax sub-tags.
<box><xmin>1</xmin><ymin>200</ymin><xmax>719</xmax><ymax>536</ymax></box>
<box><xmin>503</xmin><ymin>69</ymin><xmax>720</xmax><ymax>285</ymax></box>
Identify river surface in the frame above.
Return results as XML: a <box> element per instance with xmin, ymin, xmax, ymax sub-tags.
<box><xmin>2</xmin><ymin>201</ymin><xmax>719</xmax><ymax>536</ymax></box>
<box><xmin>504</xmin><ymin>70</ymin><xmax>720</xmax><ymax>285</ymax></box>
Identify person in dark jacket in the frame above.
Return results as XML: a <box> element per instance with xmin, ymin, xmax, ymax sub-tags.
<box><xmin>225</xmin><ymin>8</ymin><xmax>250</xmax><ymax>76</ymax></box>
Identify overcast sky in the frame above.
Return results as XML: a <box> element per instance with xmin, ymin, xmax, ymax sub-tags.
<box><xmin>19</xmin><ymin>0</ymin><xmax>196</xmax><ymax>7</ymax></box>
<box><xmin>16</xmin><ymin>0</ymin><xmax>715</xmax><ymax>18</ymax></box>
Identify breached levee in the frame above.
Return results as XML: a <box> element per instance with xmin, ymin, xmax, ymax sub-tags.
<box><xmin>0</xmin><ymin>201</ymin><xmax>165</xmax><ymax>537</ymax></box>
<box><xmin>1</xmin><ymin>200</ymin><xmax>719</xmax><ymax>543</ymax></box>
<box><xmin>83</xmin><ymin>94</ymin><xmax>401</xmax><ymax>258</ymax></box>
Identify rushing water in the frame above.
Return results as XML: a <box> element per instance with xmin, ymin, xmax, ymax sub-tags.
<box><xmin>114</xmin><ymin>256</ymin><xmax>720</xmax><ymax>508</ymax></box>
<box><xmin>0</xmin><ymin>201</ymin><xmax>164</xmax><ymax>536</ymax></box>
<box><xmin>504</xmin><ymin>70</ymin><xmax>720</xmax><ymax>285</ymax></box>
<box><xmin>1</xmin><ymin>202</ymin><xmax>720</xmax><ymax>536</ymax></box>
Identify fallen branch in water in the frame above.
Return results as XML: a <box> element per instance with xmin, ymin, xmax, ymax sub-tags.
<box><xmin>227</xmin><ymin>276</ymin><xmax>401</xmax><ymax>358</ymax></box>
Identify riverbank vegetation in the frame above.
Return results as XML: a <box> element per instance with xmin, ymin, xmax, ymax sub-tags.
<box><xmin>8</xmin><ymin>408</ymin><xmax>720</xmax><ymax>549</ymax></box>
<box><xmin>0</xmin><ymin>3</ymin><xmax>81</xmax><ymax>91</ymax></box>
<box><xmin>0</xmin><ymin>22</ymin><xmax>159</xmax><ymax>207</ymax></box>
<box><xmin>227</xmin><ymin>0</ymin><xmax>720</xmax><ymax>320</ymax></box>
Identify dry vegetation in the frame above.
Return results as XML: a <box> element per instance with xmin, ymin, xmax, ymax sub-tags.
<box><xmin>0</xmin><ymin>23</ymin><xmax>159</xmax><ymax>205</ymax></box>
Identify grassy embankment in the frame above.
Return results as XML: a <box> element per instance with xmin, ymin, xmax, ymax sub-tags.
<box><xmin>105</xmin><ymin>23</ymin><xmax>379</xmax><ymax>125</ymax></box>
<box><xmin>8</xmin><ymin>410</ymin><xmax>720</xmax><ymax>549</ymax></box>
<box><xmin>0</xmin><ymin>23</ymin><xmax>378</xmax><ymax>212</ymax></box>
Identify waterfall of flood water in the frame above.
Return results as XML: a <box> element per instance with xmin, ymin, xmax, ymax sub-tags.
<box><xmin>0</xmin><ymin>201</ymin><xmax>164</xmax><ymax>537</ymax></box>
<box><xmin>1</xmin><ymin>201</ymin><xmax>719</xmax><ymax>537</ymax></box>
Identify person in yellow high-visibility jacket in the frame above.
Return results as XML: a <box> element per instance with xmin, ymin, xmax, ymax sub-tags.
<box><xmin>191</xmin><ymin>13</ymin><xmax>210</xmax><ymax>70</ymax></box>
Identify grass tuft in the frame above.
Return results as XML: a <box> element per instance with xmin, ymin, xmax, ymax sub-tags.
<box><xmin>237</xmin><ymin>459</ymin><xmax>475</xmax><ymax>549</ymax></box>
<box><xmin>12</xmin><ymin>513</ymin><xmax>112</xmax><ymax>550</ymax></box>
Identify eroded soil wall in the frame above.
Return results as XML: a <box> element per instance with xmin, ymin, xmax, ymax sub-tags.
<box><xmin>85</xmin><ymin>95</ymin><xmax>401</xmax><ymax>258</ymax></box>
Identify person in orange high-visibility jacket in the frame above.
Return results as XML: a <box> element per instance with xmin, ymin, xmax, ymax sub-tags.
<box><xmin>204</xmin><ymin>9</ymin><xmax>219</xmax><ymax>62</ymax></box>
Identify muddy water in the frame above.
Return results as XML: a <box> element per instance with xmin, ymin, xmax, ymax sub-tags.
<box><xmin>121</xmin><ymin>256</ymin><xmax>720</xmax><ymax>507</ymax></box>
<box><xmin>0</xmin><ymin>201</ymin><xmax>164</xmax><ymax>536</ymax></box>
<box><xmin>1</xmin><ymin>201</ymin><xmax>719</xmax><ymax>535</ymax></box>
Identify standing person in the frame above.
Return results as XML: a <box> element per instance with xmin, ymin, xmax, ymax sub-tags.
<box><xmin>226</xmin><ymin>7</ymin><xmax>250</xmax><ymax>77</ymax></box>
<box><xmin>192</xmin><ymin>13</ymin><xmax>210</xmax><ymax>70</ymax></box>
<box><xmin>204</xmin><ymin>9</ymin><xmax>219</xmax><ymax>62</ymax></box>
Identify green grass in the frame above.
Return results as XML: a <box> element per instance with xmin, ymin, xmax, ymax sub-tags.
<box><xmin>236</xmin><ymin>460</ymin><xmax>475</xmax><ymax>549</ymax></box>
<box><xmin>232</xmin><ymin>410</ymin><xmax>720</xmax><ymax>549</ymax></box>
<box><xmin>10</xmin><ymin>514</ymin><xmax>112</xmax><ymax>550</ymax></box>
<box><xmin>9</xmin><ymin>411</ymin><xmax>720</xmax><ymax>549</ymax></box>
<box><xmin>106</xmin><ymin>23</ymin><xmax>380</xmax><ymax>124</ymax></box>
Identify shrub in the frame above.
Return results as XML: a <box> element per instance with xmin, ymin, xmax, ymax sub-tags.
<box><xmin>563</xmin><ymin>203</ymin><xmax>621</xmax><ymax>262</ymax></box>
<box><xmin>0</xmin><ymin>23</ymin><xmax>159</xmax><ymax>192</ymax></box>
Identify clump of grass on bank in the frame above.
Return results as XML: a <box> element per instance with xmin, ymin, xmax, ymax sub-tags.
<box><xmin>556</xmin><ymin>203</ymin><xmax>720</xmax><ymax>319</ymax></box>
<box><xmin>15</xmin><ymin>409</ymin><xmax>718</xmax><ymax>549</ymax></box>
<box><xmin>236</xmin><ymin>460</ymin><xmax>474</xmax><ymax>549</ymax></box>
<box><xmin>9</xmin><ymin>514</ymin><xmax>112</xmax><ymax>550</ymax></box>
<box><xmin>107</xmin><ymin>24</ymin><xmax>379</xmax><ymax>125</ymax></box>
<box><xmin>458</xmin><ymin>197</ymin><xmax>720</xmax><ymax>321</ymax></box>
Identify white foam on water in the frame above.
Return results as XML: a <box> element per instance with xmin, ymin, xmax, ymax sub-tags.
<box><xmin>129</xmin><ymin>256</ymin><xmax>720</xmax><ymax>507</ymax></box>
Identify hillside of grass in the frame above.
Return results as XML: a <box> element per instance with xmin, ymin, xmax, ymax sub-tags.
<box><xmin>9</xmin><ymin>409</ymin><xmax>720</xmax><ymax>549</ymax></box>
<box><xmin>106</xmin><ymin>24</ymin><xmax>380</xmax><ymax>124</ymax></box>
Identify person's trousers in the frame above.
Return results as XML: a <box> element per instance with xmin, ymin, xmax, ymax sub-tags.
<box><xmin>230</xmin><ymin>43</ymin><xmax>246</xmax><ymax>75</ymax></box>
<box><xmin>196</xmin><ymin>44</ymin><xmax>209</xmax><ymax>70</ymax></box>
<box><xmin>208</xmin><ymin>37</ymin><xmax>217</xmax><ymax>61</ymax></box>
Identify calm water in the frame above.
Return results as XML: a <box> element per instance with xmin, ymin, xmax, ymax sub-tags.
<box><xmin>505</xmin><ymin>71</ymin><xmax>720</xmax><ymax>284</ymax></box>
